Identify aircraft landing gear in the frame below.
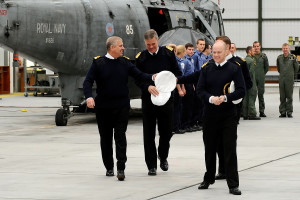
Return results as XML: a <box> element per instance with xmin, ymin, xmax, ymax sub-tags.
<box><xmin>55</xmin><ymin>108</ymin><xmax>70</xmax><ymax>126</ymax></box>
<box><xmin>55</xmin><ymin>98</ymin><xmax>86</xmax><ymax>126</ymax></box>
<box><xmin>55</xmin><ymin>98</ymin><xmax>74</xmax><ymax>126</ymax></box>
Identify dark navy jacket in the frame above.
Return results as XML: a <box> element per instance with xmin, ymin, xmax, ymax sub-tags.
<box><xmin>196</xmin><ymin>61</ymin><xmax>246</xmax><ymax>117</ymax></box>
<box><xmin>83</xmin><ymin>56</ymin><xmax>152</xmax><ymax>109</ymax></box>
<box><xmin>135</xmin><ymin>46</ymin><xmax>182</xmax><ymax>99</ymax></box>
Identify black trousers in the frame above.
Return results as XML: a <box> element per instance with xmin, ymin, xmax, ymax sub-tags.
<box><xmin>181</xmin><ymin>84</ymin><xmax>194</xmax><ymax>129</ymax></box>
<box><xmin>142</xmin><ymin>97</ymin><xmax>174</xmax><ymax>170</ymax></box>
<box><xmin>203</xmin><ymin>114</ymin><xmax>239</xmax><ymax>189</ymax></box>
<box><xmin>173</xmin><ymin>90</ymin><xmax>182</xmax><ymax>131</ymax></box>
<box><xmin>95</xmin><ymin>107</ymin><xmax>129</xmax><ymax>171</ymax></box>
<box><xmin>191</xmin><ymin>89</ymin><xmax>203</xmax><ymax>126</ymax></box>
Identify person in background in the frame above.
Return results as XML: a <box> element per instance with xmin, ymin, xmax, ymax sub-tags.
<box><xmin>173</xmin><ymin>44</ymin><xmax>186</xmax><ymax>134</ymax></box>
<box><xmin>177</xmin><ymin>44</ymin><xmax>195</xmax><ymax>132</ymax></box>
<box><xmin>277</xmin><ymin>43</ymin><xmax>299</xmax><ymax>118</ymax></box>
<box><xmin>214</xmin><ymin>36</ymin><xmax>251</xmax><ymax>181</ymax></box>
<box><xmin>202</xmin><ymin>43</ymin><xmax>212</xmax><ymax>62</ymax></box>
<box><xmin>243</xmin><ymin>46</ymin><xmax>260</xmax><ymax>120</ymax></box>
<box><xmin>253</xmin><ymin>41</ymin><xmax>269</xmax><ymax>117</ymax></box>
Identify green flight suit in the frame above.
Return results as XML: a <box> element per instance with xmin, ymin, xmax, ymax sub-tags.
<box><xmin>277</xmin><ymin>53</ymin><xmax>299</xmax><ymax>115</ymax></box>
<box><xmin>243</xmin><ymin>55</ymin><xmax>257</xmax><ymax>117</ymax></box>
<box><xmin>253</xmin><ymin>52</ymin><xmax>269</xmax><ymax>113</ymax></box>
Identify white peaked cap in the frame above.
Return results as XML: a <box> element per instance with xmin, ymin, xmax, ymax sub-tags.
<box><xmin>230</xmin><ymin>81</ymin><xmax>243</xmax><ymax>104</ymax></box>
<box><xmin>154</xmin><ymin>71</ymin><xmax>177</xmax><ymax>93</ymax></box>
<box><xmin>151</xmin><ymin>71</ymin><xmax>176</xmax><ymax>106</ymax></box>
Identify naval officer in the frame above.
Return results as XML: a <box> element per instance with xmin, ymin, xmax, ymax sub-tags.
<box><xmin>83</xmin><ymin>36</ymin><xmax>152</xmax><ymax>181</ymax></box>
<box><xmin>197</xmin><ymin>40</ymin><xmax>245</xmax><ymax>195</ymax></box>
<box><xmin>135</xmin><ymin>29</ymin><xmax>182</xmax><ymax>176</ymax></box>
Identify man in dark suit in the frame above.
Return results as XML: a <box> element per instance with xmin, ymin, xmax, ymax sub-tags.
<box><xmin>83</xmin><ymin>36</ymin><xmax>152</xmax><ymax>181</ymax></box>
<box><xmin>135</xmin><ymin>29</ymin><xmax>182</xmax><ymax>176</ymax></box>
<box><xmin>197</xmin><ymin>40</ymin><xmax>245</xmax><ymax>195</ymax></box>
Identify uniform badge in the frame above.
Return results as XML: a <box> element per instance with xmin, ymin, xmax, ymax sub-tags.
<box><xmin>166</xmin><ymin>46</ymin><xmax>173</xmax><ymax>51</ymax></box>
<box><xmin>201</xmin><ymin>62</ymin><xmax>208</xmax><ymax>69</ymax></box>
<box><xmin>235</xmin><ymin>61</ymin><xmax>241</xmax><ymax>66</ymax></box>
<box><xmin>136</xmin><ymin>52</ymin><xmax>141</xmax><ymax>59</ymax></box>
<box><xmin>181</xmin><ymin>62</ymin><xmax>185</xmax><ymax>70</ymax></box>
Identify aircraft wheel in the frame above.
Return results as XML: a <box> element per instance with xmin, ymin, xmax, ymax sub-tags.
<box><xmin>24</xmin><ymin>92</ymin><xmax>28</xmax><ymax>97</ymax></box>
<box><xmin>55</xmin><ymin>109</ymin><xmax>68</xmax><ymax>126</ymax></box>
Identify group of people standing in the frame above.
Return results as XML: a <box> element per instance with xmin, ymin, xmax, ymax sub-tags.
<box><xmin>82</xmin><ymin>28</ymin><xmax>299</xmax><ymax>196</ymax></box>
<box><xmin>172</xmin><ymin>40</ymin><xmax>212</xmax><ymax>134</ymax></box>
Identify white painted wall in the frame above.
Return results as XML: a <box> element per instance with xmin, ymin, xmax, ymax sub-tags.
<box><xmin>211</xmin><ymin>0</ymin><xmax>300</xmax><ymax>66</ymax></box>
<box><xmin>263</xmin><ymin>0</ymin><xmax>300</xmax><ymax>18</ymax></box>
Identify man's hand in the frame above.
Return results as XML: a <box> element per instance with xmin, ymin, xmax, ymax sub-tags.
<box><xmin>178</xmin><ymin>90</ymin><xmax>184</xmax><ymax>97</ymax></box>
<box><xmin>218</xmin><ymin>95</ymin><xmax>225</xmax><ymax>103</ymax></box>
<box><xmin>87</xmin><ymin>98</ymin><xmax>95</xmax><ymax>109</ymax></box>
<box><xmin>148</xmin><ymin>85</ymin><xmax>159</xmax><ymax>96</ymax></box>
<box><xmin>182</xmin><ymin>87</ymin><xmax>186</xmax><ymax>95</ymax></box>
<box><xmin>212</xmin><ymin>96</ymin><xmax>225</xmax><ymax>106</ymax></box>
<box><xmin>152</xmin><ymin>73</ymin><xmax>157</xmax><ymax>80</ymax></box>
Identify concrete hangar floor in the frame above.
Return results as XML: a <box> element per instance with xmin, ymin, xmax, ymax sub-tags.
<box><xmin>0</xmin><ymin>86</ymin><xmax>299</xmax><ymax>200</ymax></box>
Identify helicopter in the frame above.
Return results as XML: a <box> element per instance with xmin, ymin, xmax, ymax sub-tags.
<box><xmin>0</xmin><ymin>0</ymin><xmax>225</xmax><ymax>126</ymax></box>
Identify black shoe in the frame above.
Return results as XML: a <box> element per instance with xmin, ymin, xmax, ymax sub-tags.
<box><xmin>198</xmin><ymin>181</ymin><xmax>214</xmax><ymax>189</ymax></box>
<box><xmin>194</xmin><ymin>125</ymin><xmax>203</xmax><ymax>131</ymax></box>
<box><xmin>148</xmin><ymin>168</ymin><xmax>157</xmax><ymax>176</ymax></box>
<box><xmin>259</xmin><ymin>112</ymin><xmax>266</xmax><ymax>117</ymax></box>
<box><xmin>174</xmin><ymin>129</ymin><xmax>185</xmax><ymax>134</ymax></box>
<box><xmin>215</xmin><ymin>173</ymin><xmax>226</xmax><ymax>180</ymax></box>
<box><xmin>279</xmin><ymin>113</ymin><xmax>286</xmax><ymax>118</ymax></box>
<box><xmin>160</xmin><ymin>160</ymin><xmax>169</xmax><ymax>171</ymax></box>
<box><xmin>185</xmin><ymin>127</ymin><xmax>194</xmax><ymax>132</ymax></box>
<box><xmin>248</xmin><ymin>116</ymin><xmax>261</xmax><ymax>120</ymax></box>
<box><xmin>229</xmin><ymin>187</ymin><xmax>242</xmax><ymax>195</ymax></box>
<box><xmin>287</xmin><ymin>114</ymin><xmax>293</xmax><ymax>118</ymax></box>
<box><xmin>117</xmin><ymin>170</ymin><xmax>125</xmax><ymax>181</ymax></box>
<box><xmin>243</xmin><ymin>116</ymin><xmax>249</xmax><ymax>120</ymax></box>
<box><xmin>106</xmin><ymin>169</ymin><xmax>114</xmax><ymax>177</ymax></box>
<box><xmin>198</xmin><ymin>126</ymin><xmax>203</xmax><ymax>131</ymax></box>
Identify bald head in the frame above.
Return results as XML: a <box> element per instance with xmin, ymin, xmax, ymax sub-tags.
<box><xmin>212</xmin><ymin>40</ymin><xmax>227</xmax><ymax>64</ymax></box>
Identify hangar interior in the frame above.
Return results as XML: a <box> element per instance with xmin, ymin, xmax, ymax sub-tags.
<box><xmin>1</xmin><ymin>0</ymin><xmax>300</xmax><ymax>94</ymax></box>
<box><xmin>212</xmin><ymin>0</ymin><xmax>300</xmax><ymax>65</ymax></box>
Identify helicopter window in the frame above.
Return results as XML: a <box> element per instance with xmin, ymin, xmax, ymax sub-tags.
<box><xmin>147</xmin><ymin>8</ymin><xmax>172</xmax><ymax>36</ymax></box>
<box><xmin>210</xmin><ymin>12</ymin><xmax>220</xmax><ymax>35</ymax></box>
<box><xmin>216</xmin><ymin>11</ymin><xmax>225</xmax><ymax>35</ymax></box>
<box><xmin>200</xmin><ymin>9</ymin><xmax>213</xmax><ymax>25</ymax></box>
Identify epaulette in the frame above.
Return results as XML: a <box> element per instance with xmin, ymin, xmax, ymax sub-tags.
<box><xmin>235</xmin><ymin>61</ymin><xmax>241</xmax><ymax>66</ymax></box>
<box><xmin>183</xmin><ymin>56</ymin><xmax>186</xmax><ymax>59</ymax></box>
<box><xmin>201</xmin><ymin>61</ymin><xmax>208</xmax><ymax>68</ymax></box>
<box><xmin>94</xmin><ymin>56</ymin><xmax>101</xmax><ymax>60</ymax></box>
<box><xmin>241</xmin><ymin>57</ymin><xmax>246</xmax><ymax>62</ymax></box>
<box><xmin>292</xmin><ymin>54</ymin><xmax>296</xmax><ymax>58</ymax></box>
<box><xmin>136</xmin><ymin>52</ymin><xmax>141</xmax><ymax>59</ymax></box>
<box><xmin>123</xmin><ymin>56</ymin><xmax>130</xmax><ymax>60</ymax></box>
<box><xmin>166</xmin><ymin>46</ymin><xmax>173</xmax><ymax>51</ymax></box>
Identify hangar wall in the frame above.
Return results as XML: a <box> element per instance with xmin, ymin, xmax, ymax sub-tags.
<box><xmin>212</xmin><ymin>0</ymin><xmax>300</xmax><ymax>65</ymax></box>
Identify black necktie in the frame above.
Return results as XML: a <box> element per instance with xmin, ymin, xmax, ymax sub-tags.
<box><xmin>152</xmin><ymin>53</ymin><xmax>156</xmax><ymax>56</ymax></box>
